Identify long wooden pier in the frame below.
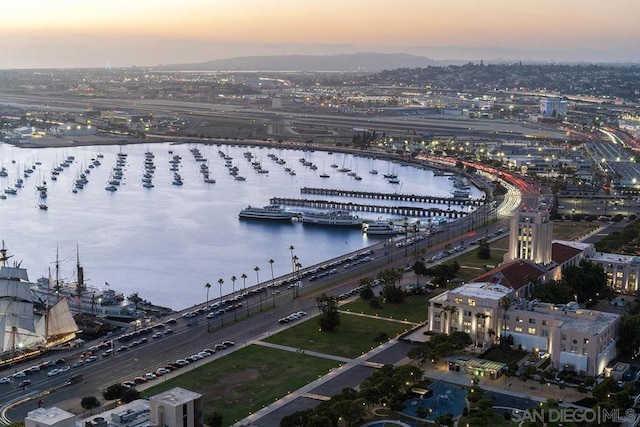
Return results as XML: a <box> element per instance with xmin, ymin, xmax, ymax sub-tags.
<box><xmin>300</xmin><ymin>187</ymin><xmax>483</xmax><ymax>206</ymax></box>
<box><xmin>269</xmin><ymin>197</ymin><xmax>470</xmax><ymax>218</ymax></box>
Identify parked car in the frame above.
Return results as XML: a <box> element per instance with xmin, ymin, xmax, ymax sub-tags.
<box><xmin>18</xmin><ymin>379</ymin><xmax>32</xmax><ymax>387</ymax></box>
<box><xmin>133</xmin><ymin>377</ymin><xmax>148</xmax><ymax>384</ymax></box>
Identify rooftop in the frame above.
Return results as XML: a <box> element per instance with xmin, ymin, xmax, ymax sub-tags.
<box><xmin>151</xmin><ymin>386</ymin><xmax>202</xmax><ymax>407</ymax></box>
<box><xmin>25</xmin><ymin>406</ymin><xmax>76</xmax><ymax>425</ymax></box>
<box><xmin>449</xmin><ymin>281</ymin><xmax>512</xmax><ymax>300</ymax></box>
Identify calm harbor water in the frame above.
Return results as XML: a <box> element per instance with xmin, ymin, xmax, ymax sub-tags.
<box><xmin>0</xmin><ymin>141</ymin><xmax>481</xmax><ymax>310</ymax></box>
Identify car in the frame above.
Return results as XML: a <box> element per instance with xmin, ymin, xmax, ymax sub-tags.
<box><xmin>144</xmin><ymin>373</ymin><xmax>157</xmax><ymax>380</ymax></box>
<box><xmin>190</xmin><ymin>354</ymin><xmax>203</xmax><ymax>360</ymax></box>
<box><xmin>18</xmin><ymin>379</ymin><xmax>32</xmax><ymax>387</ymax></box>
<box><xmin>122</xmin><ymin>381</ymin><xmax>136</xmax><ymax>388</ymax></box>
<box><xmin>72</xmin><ymin>360</ymin><xmax>85</xmax><ymax>368</ymax></box>
<box><xmin>166</xmin><ymin>318</ymin><xmax>177</xmax><ymax>324</ymax></box>
<box><xmin>222</xmin><ymin>340</ymin><xmax>235</xmax><ymax>347</ymax></box>
<box><xmin>0</xmin><ymin>377</ymin><xmax>11</xmax><ymax>384</ymax></box>
<box><xmin>13</xmin><ymin>371</ymin><xmax>26</xmax><ymax>379</ymax></box>
<box><xmin>174</xmin><ymin>359</ymin><xmax>190</xmax><ymax>366</ymax></box>
<box><xmin>58</xmin><ymin>366</ymin><xmax>71</xmax><ymax>373</ymax></box>
<box><xmin>152</xmin><ymin>332</ymin><xmax>163</xmax><ymax>339</ymax></box>
<box><xmin>102</xmin><ymin>349</ymin><xmax>114</xmax><ymax>357</ymax></box>
<box><xmin>198</xmin><ymin>351</ymin><xmax>212</xmax><ymax>358</ymax></box>
<box><xmin>85</xmin><ymin>355</ymin><xmax>98</xmax><ymax>363</ymax></box>
<box><xmin>214</xmin><ymin>344</ymin><xmax>226</xmax><ymax>351</ymax></box>
<box><xmin>164</xmin><ymin>329</ymin><xmax>174</xmax><ymax>335</ymax></box>
<box><xmin>155</xmin><ymin>368</ymin><xmax>170</xmax><ymax>376</ymax></box>
<box><xmin>47</xmin><ymin>369</ymin><xmax>60</xmax><ymax>377</ymax></box>
<box><xmin>133</xmin><ymin>377</ymin><xmax>148</xmax><ymax>384</ymax></box>
<box><xmin>206</xmin><ymin>312</ymin><xmax>217</xmax><ymax>319</ymax></box>
<box><xmin>55</xmin><ymin>358</ymin><xmax>66</xmax><ymax>365</ymax></box>
<box><xmin>28</xmin><ymin>366</ymin><xmax>41</xmax><ymax>373</ymax></box>
<box><xmin>203</xmin><ymin>348</ymin><xmax>216</xmax><ymax>355</ymax></box>
<box><xmin>98</xmin><ymin>342</ymin><xmax>110</xmax><ymax>349</ymax></box>
<box><xmin>182</xmin><ymin>312</ymin><xmax>196</xmax><ymax>318</ymax></box>
<box><xmin>153</xmin><ymin>323</ymin><xmax>165</xmax><ymax>329</ymax></box>
<box><xmin>39</xmin><ymin>360</ymin><xmax>55</xmax><ymax>369</ymax></box>
<box><xmin>116</xmin><ymin>345</ymin><xmax>129</xmax><ymax>352</ymax></box>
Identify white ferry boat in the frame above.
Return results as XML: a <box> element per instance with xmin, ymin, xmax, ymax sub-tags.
<box><xmin>238</xmin><ymin>205</ymin><xmax>297</xmax><ymax>221</ymax></box>
<box><xmin>302</xmin><ymin>211</ymin><xmax>362</xmax><ymax>227</ymax></box>
<box><xmin>362</xmin><ymin>221</ymin><xmax>401</xmax><ymax>235</ymax></box>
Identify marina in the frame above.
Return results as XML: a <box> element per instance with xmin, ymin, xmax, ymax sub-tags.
<box><xmin>0</xmin><ymin>141</ymin><xmax>485</xmax><ymax>310</ymax></box>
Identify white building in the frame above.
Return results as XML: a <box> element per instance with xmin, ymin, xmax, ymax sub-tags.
<box><xmin>504</xmin><ymin>208</ymin><xmax>553</xmax><ymax>265</ymax></box>
<box><xmin>25</xmin><ymin>407</ymin><xmax>77</xmax><ymax>427</ymax></box>
<box><xmin>540</xmin><ymin>98</ymin><xmax>568</xmax><ymax>118</ymax></box>
<box><xmin>150</xmin><ymin>387</ymin><xmax>204</xmax><ymax>427</ymax></box>
<box><xmin>585</xmin><ymin>252</ymin><xmax>640</xmax><ymax>294</ymax></box>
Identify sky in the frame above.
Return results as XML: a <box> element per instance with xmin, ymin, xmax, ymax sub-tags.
<box><xmin>1</xmin><ymin>0</ymin><xmax>639</xmax><ymax>69</ymax></box>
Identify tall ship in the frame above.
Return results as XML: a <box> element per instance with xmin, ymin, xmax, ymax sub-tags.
<box><xmin>302</xmin><ymin>211</ymin><xmax>362</xmax><ymax>227</ymax></box>
<box><xmin>0</xmin><ymin>243</ymin><xmax>78</xmax><ymax>361</ymax></box>
<box><xmin>30</xmin><ymin>249</ymin><xmax>141</xmax><ymax>323</ymax></box>
<box><xmin>362</xmin><ymin>220</ymin><xmax>401</xmax><ymax>236</ymax></box>
<box><xmin>238</xmin><ymin>205</ymin><xmax>297</xmax><ymax>221</ymax></box>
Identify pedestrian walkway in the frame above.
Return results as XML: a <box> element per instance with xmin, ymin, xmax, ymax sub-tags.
<box><xmin>337</xmin><ymin>310</ymin><xmax>420</xmax><ymax>326</ymax></box>
<box><xmin>252</xmin><ymin>340</ymin><xmax>352</xmax><ymax>363</ymax></box>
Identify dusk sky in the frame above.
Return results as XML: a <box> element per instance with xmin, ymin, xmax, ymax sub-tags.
<box><xmin>1</xmin><ymin>0</ymin><xmax>638</xmax><ymax>69</ymax></box>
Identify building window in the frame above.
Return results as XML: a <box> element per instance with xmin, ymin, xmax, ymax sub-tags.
<box><xmin>528</xmin><ymin>327</ymin><xmax>536</xmax><ymax>335</ymax></box>
<box><xmin>529</xmin><ymin>318</ymin><xmax>536</xmax><ymax>324</ymax></box>
<box><xmin>481</xmin><ymin>301</ymin><xmax>489</xmax><ymax>307</ymax></box>
<box><xmin>515</xmin><ymin>326</ymin><xmax>523</xmax><ymax>333</ymax></box>
<box><xmin>541</xmin><ymin>330</ymin><xmax>549</xmax><ymax>337</ymax></box>
<box><xmin>434</xmin><ymin>321</ymin><xmax>441</xmax><ymax>330</ymax></box>
<box><xmin>463</xmin><ymin>321</ymin><xmax>472</xmax><ymax>327</ymax></box>
<box><xmin>468</xmin><ymin>299</ymin><xmax>476</xmax><ymax>306</ymax></box>
<box><xmin>542</xmin><ymin>320</ymin><xmax>548</xmax><ymax>326</ymax></box>
<box><xmin>571</xmin><ymin>345</ymin><xmax>578</xmax><ymax>353</ymax></box>
<box><xmin>516</xmin><ymin>316</ymin><xmax>523</xmax><ymax>323</ymax></box>
<box><xmin>583</xmin><ymin>338</ymin><xmax>589</xmax><ymax>345</ymax></box>
<box><xmin>454</xmin><ymin>297</ymin><xmax>463</xmax><ymax>304</ymax></box>
<box><xmin>561</xmin><ymin>334</ymin><xmax>567</xmax><ymax>341</ymax></box>
<box><xmin>464</xmin><ymin>310</ymin><xmax>472</xmax><ymax>317</ymax></box>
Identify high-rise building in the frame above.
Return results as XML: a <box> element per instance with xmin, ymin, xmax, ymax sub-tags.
<box><xmin>504</xmin><ymin>209</ymin><xmax>553</xmax><ymax>265</ymax></box>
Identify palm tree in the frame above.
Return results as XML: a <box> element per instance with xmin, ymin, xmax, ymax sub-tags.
<box><xmin>231</xmin><ymin>275</ymin><xmax>237</xmax><ymax>321</ymax></box>
<box><xmin>499</xmin><ymin>295</ymin><xmax>512</xmax><ymax>347</ymax></box>
<box><xmin>204</xmin><ymin>282</ymin><xmax>211</xmax><ymax>331</ymax></box>
<box><xmin>488</xmin><ymin>328</ymin><xmax>496</xmax><ymax>345</ymax></box>
<box><xmin>294</xmin><ymin>261</ymin><xmax>302</xmax><ymax>298</ymax></box>
<box><xmin>289</xmin><ymin>245</ymin><xmax>295</xmax><ymax>278</ymax></box>
<box><xmin>254</xmin><ymin>266</ymin><xmax>262</xmax><ymax>311</ymax></box>
<box><xmin>441</xmin><ymin>305</ymin><xmax>458</xmax><ymax>335</ymax></box>
<box><xmin>217</xmin><ymin>278</ymin><xmax>224</xmax><ymax>326</ymax></box>
<box><xmin>241</xmin><ymin>273</ymin><xmax>248</xmax><ymax>317</ymax></box>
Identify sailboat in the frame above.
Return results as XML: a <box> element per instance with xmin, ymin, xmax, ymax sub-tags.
<box><xmin>0</xmin><ymin>242</ymin><xmax>79</xmax><ymax>356</ymax></box>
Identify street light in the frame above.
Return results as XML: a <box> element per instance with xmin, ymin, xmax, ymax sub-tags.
<box><xmin>268</xmin><ymin>259</ymin><xmax>276</xmax><ymax>306</ymax></box>
<box><xmin>231</xmin><ymin>275</ymin><xmax>237</xmax><ymax>321</ymax></box>
<box><xmin>217</xmin><ymin>278</ymin><xmax>224</xmax><ymax>327</ymax></box>
<box><xmin>254</xmin><ymin>266</ymin><xmax>262</xmax><ymax>311</ymax></box>
<box><xmin>241</xmin><ymin>273</ymin><xmax>248</xmax><ymax>317</ymax></box>
<box><xmin>204</xmin><ymin>282</ymin><xmax>211</xmax><ymax>332</ymax></box>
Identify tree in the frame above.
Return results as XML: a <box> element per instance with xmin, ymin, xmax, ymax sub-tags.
<box><xmin>499</xmin><ymin>295</ymin><xmax>512</xmax><ymax>345</ymax></box>
<box><xmin>618</xmin><ymin>313</ymin><xmax>640</xmax><ymax>358</ymax></box>
<box><xmin>80</xmin><ymin>396</ymin><xmax>101</xmax><ymax>410</ymax></box>
<box><xmin>360</xmin><ymin>285</ymin><xmax>374</xmax><ymax>300</ymax></box>
<box><xmin>102</xmin><ymin>383</ymin><xmax>127</xmax><ymax>401</ymax></box>
<box><xmin>477</xmin><ymin>238</ymin><xmax>491</xmax><ymax>259</ymax></box>
<box><xmin>205</xmin><ymin>412</ymin><xmax>223</xmax><ymax>427</ymax></box>
<box><xmin>121</xmin><ymin>387</ymin><xmax>141</xmax><ymax>403</ymax></box>
<box><xmin>268</xmin><ymin>259</ymin><xmax>275</xmax><ymax>283</ymax></box>
<box><xmin>204</xmin><ymin>282</ymin><xmax>211</xmax><ymax>309</ymax></box>
<box><xmin>316</xmin><ymin>293</ymin><xmax>340</xmax><ymax>332</ymax></box>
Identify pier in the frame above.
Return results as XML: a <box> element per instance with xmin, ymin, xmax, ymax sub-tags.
<box><xmin>300</xmin><ymin>187</ymin><xmax>483</xmax><ymax>206</ymax></box>
<box><xmin>270</xmin><ymin>197</ymin><xmax>471</xmax><ymax>218</ymax></box>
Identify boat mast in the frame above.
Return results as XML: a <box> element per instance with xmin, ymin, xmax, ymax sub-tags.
<box><xmin>54</xmin><ymin>246</ymin><xmax>61</xmax><ymax>302</ymax></box>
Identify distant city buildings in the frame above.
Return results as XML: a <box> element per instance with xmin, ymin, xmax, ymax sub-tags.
<box><xmin>539</xmin><ymin>98</ymin><xmax>568</xmax><ymax>118</ymax></box>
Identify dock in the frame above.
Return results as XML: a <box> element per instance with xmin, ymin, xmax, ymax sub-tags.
<box><xmin>300</xmin><ymin>187</ymin><xmax>483</xmax><ymax>206</ymax></box>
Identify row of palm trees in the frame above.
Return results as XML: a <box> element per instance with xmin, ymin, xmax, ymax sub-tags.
<box><xmin>203</xmin><ymin>257</ymin><xmax>285</xmax><ymax>329</ymax></box>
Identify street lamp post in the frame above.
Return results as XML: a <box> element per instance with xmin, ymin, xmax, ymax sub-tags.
<box><xmin>205</xmin><ymin>282</ymin><xmax>211</xmax><ymax>331</ymax></box>
<box><xmin>231</xmin><ymin>275</ymin><xmax>237</xmax><ymax>321</ymax></box>
<box><xmin>268</xmin><ymin>259</ymin><xmax>276</xmax><ymax>306</ymax></box>
<box><xmin>217</xmin><ymin>278</ymin><xmax>224</xmax><ymax>327</ymax></box>
<box><xmin>241</xmin><ymin>273</ymin><xmax>248</xmax><ymax>317</ymax></box>
<box><xmin>254</xmin><ymin>266</ymin><xmax>262</xmax><ymax>311</ymax></box>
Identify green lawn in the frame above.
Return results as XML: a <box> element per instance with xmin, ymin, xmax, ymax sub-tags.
<box><xmin>479</xmin><ymin>347</ymin><xmax>528</xmax><ymax>364</ymax></box>
<box><xmin>339</xmin><ymin>294</ymin><xmax>429</xmax><ymax>323</ymax></box>
<box><xmin>264</xmin><ymin>313</ymin><xmax>412</xmax><ymax>359</ymax></box>
<box><xmin>454</xmin><ymin>246</ymin><xmax>507</xmax><ymax>282</ymax></box>
<box><xmin>142</xmin><ymin>345</ymin><xmax>339</xmax><ymax>425</ymax></box>
<box><xmin>552</xmin><ymin>221</ymin><xmax>600</xmax><ymax>241</ymax></box>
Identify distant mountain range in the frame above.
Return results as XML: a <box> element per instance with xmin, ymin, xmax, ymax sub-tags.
<box><xmin>156</xmin><ymin>52</ymin><xmax>463</xmax><ymax>73</ymax></box>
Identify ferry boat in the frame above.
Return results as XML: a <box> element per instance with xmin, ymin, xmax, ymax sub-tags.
<box><xmin>302</xmin><ymin>211</ymin><xmax>362</xmax><ymax>227</ymax></box>
<box><xmin>362</xmin><ymin>221</ymin><xmax>400</xmax><ymax>235</ymax></box>
<box><xmin>239</xmin><ymin>205</ymin><xmax>297</xmax><ymax>221</ymax></box>
<box><xmin>452</xmin><ymin>189</ymin><xmax>470</xmax><ymax>198</ymax></box>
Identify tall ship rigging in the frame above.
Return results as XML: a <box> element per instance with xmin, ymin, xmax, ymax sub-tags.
<box><xmin>0</xmin><ymin>242</ymin><xmax>78</xmax><ymax>362</ymax></box>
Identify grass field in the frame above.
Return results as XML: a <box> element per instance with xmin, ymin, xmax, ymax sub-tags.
<box><xmin>264</xmin><ymin>313</ymin><xmax>413</xmax><ymax>359</ymax></box>
<box><xmin>552</xmin><ymin>221</ymin><xmax>601</xmax><ymax>241</ymax></box>
<box><xmin>479</xmin><ymin>347</ymin><xmax>528</xmax><ymax>365</ymax></box>
<box><xmin>142</xmin><ymin>344</ymin><xmax>339</xmax><ymax>424</ymax></box>
<box><xmin>340</xmin><ymin>294</ymin><xmax>430</xmax><ymax>323</ymax></box>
